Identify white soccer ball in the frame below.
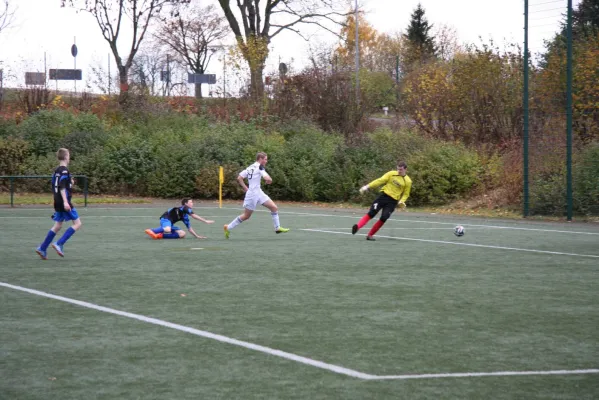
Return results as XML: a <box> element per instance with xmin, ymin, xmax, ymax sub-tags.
<box><xmin>454</xmin><ymin>225</ymin><xmax>465</xmax><ymax>237</ymax></box>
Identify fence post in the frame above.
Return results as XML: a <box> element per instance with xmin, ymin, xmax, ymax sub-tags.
<box><xmin>566</xmin><ymin>0</ymin><xmax>573</xmax><ymax>221</ymax></box>
<box><xmin>10</xmin><ymin>177</ymin><xmax>14</xmax><ymax>207</ymax></box>
<box><xmin>523</xmin><ymin>0</ymin><xmax>530</xmax><ymax>218</ymax></box>
<box><xmin>84</xmin><ymin>176</ymin><xmax>88</xmax><ymax>208</ymax></box>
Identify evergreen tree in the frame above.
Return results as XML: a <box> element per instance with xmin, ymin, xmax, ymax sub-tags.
<box><xmin>542</xmin><ymin>0</ymin><xmax>599</xmax><ymax>65</ymax></box>
<box><xmin>567</xmin><ymin>0</ymin><xmax>599</xmax><ymax>38</ymax></box>
<box><xmin>403</xmin><ymin>3</ymin><xmax>436</xmax><ymax>66</ymax></box>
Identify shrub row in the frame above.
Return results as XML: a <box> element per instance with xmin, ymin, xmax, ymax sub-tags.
<box><xmin>0</xmin><ymin>109</ymin><xmax>489</xmax><ymax>206</ymax></box>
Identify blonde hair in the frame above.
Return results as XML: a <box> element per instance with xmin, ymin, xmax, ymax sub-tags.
<box><xmin>57</xmin><ymin>148</ymin><xmax>70</xmax><ymax>161</ymax></box>
<box><xmin>256</xmin><ymin>152</ymin><xmax>267</xmax><ymax>161</ymax></box>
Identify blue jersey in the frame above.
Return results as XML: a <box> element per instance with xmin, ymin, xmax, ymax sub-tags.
<box><xmin>161</xmin><ymin>206</ymin><xmax>193</xmax><ymax>229</ymax></box>
<box><xmin>52</xmin><ymin>165</ymin><xmax>72</xmax><ymax>212</ymax></box>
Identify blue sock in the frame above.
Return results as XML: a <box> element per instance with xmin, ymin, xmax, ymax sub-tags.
<box><xmin>40</xmin><ymin>230</ymin><xmax>56</xmax><ymax>251</ymax></box>
<box><xmin>57</xmin><ymin>227</ymin><xmax>76</xmax><ymax>246</ymax></box>
<box><xmin>152</xmin><ymin>227</ymin><xmax>164</xmax><ymax>234</ymax></box>
<box><xmin>163</xmin><ymin>232</ymin><xmax>180</xmax><ymax>239</ymax></box>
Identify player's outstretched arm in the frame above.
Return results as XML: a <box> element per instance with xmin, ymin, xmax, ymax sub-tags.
<box><xmin>192</xmin><ymin>214</ymin><xmax>214</xmax><ymax>224</ymax></box>
<box><xmin>188</xmin><ymin>227</ymin><xmax>207</xmax><ymax>239</ymax></box>
<box><xmin>359</xmin><ymin>171</ymin><xmax>392</xmax><ymax>194</ymax></box>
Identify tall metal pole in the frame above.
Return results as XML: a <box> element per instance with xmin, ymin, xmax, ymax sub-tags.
<box><xmin>354</xmin><ymin>0</ymin><xmax>360</xmax><ymax>106</ymax></box>
<box><xmin>396</xmin><ymin>55</ymin><xmax>400</xmax><ymax>104</ymax></box>
<box><xmin>523</xmin><ymin>0</ymin><xmax>530</xmax><ymax>217</ymax></box>
<box><xmin>566</xmin><ymin>0</ymin><xmax>573</xmax><ymax>221</ymax></box>
<box><xmin>74</xmin><ymin>36</ymin><xmax>77</xmax><ymax>96</ymax></box>
<box><xmin>108</xmin><ymin>53</ymin><xmax>111</xmax><ymax>95</ymax></box>
<box><xmin>166</xmin><ymin>53</ymin><xmax>171</xmax><ymax>96</ymax></box>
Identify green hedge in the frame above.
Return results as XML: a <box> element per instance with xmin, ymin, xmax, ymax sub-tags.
<box><xmin>2</xmin><ymin>110</ymin><xmax>489</xmax><ymax>206</ymax></box>
<box><xmin>530</xmin><ymin>142</ymin><xmax>599</xmax><ymax>216</ymax></box>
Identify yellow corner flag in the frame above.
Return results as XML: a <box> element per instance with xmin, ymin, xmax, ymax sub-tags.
<box><xmin>218</xmin><ymin>166</ymin><xmax>224</xmax><ymax>208</ymax></box>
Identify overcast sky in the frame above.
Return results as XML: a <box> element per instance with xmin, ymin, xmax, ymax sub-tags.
<box><xmin>0</xmin><ymin>0</ymin><xmax>577</xmax><ymax>93</ymax></box>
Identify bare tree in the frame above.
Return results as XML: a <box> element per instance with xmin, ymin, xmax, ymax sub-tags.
<box><xmin>85</xmin><ymin>55</ymin><xmax>120</xmax><ymax>94</ymax></box>
<box><xmin>217</xmin><ymin>0</ymin><xmax>348</xmax><ymax>99</ymax></box>
<box><xmin>0</xmin><ymin>0</ymin><xmax>16</xmax><ymax>36</ymax></box>
<box><xmin>155</xmin><ymin>4</ymin><xmax>228</xmax><ymax>98</ymax></box>
<box><xmin>61</xmin><ymin>0</ymin><xmax>189</xmax><ymax>104</ymax></box>
<box><xmin>434</xmin><ymin>24</ymin><xmax>461</xmax><ymax>61</ymax></box>
<box><xmin>130</xmin><ymin>47</ymin><xmax>180</xmax><ymax>96</ymax></box>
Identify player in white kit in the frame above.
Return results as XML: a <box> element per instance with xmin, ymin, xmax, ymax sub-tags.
<box><xmin>224</xmin><ymin>152</ymin><xmax>290</xmax><ymax>238</ymax></box>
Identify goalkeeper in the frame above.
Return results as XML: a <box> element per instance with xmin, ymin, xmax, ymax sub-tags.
<box><xmin>352</xmin><ymin>161</ymin><xmax>412</xmax><ymax>241</ymax></box>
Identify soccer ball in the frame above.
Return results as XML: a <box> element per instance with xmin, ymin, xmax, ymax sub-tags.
<box><xmin>454</xmin><ymin>225</ymin><xmax>465</xmax><ymax>237</ymax></box>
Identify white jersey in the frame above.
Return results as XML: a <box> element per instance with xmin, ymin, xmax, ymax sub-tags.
<box><xmin>239</xmin><ymin>162</ymin><xmax>270</xmax><ymax>193</ymax></box>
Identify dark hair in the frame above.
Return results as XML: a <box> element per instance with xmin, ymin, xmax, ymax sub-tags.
<box><xmin>397</xmin><ymin>161</ymin><xmax>408</xmax><ymax>169</ymax></box>
<box><xmin>181</xmin><ymin>198</ymin><xmax>191</xmax><ymax>205</ymax></box>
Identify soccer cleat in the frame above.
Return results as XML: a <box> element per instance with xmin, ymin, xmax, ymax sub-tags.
<box><xmin>275</xmin><ymin>227</ymin><xmax>290</xmax><ymax>234</ymax></box>
<box><xmin>366</xmin><ymin>235</ymin><xmax>376</xmax><ymax>241</ymax></box>
<box><xmin>51</xmin><ymin>243</ymin><xmax>64</xmax><ymax>257</ymax></box>
<box><xmin>35</xmin><ymin>247</ymin><xmax>47</xmax><ymax>260</ymax></box>
<box><xmin>224</xmin><ymin>224</ymin><xmax>230</xmax><ymax>239</ymax></box>
<box><xmin>145</xmin><ymin>229</ymin><xmax>160</xmax><ymax>240</ymax></box>
<box><xmin>352</xmin><ymin>224</ymin><xmax>358</xmax><ymax>235</ymax></box>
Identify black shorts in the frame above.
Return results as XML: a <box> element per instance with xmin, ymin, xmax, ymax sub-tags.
<box><xmin>367</xmin><ymin>193</ymin><xmax>399</xmax><ymax>220</ymax></box>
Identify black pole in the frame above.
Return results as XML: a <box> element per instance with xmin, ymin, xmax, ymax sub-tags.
<box><xmin>523</xmin><ymin>0</ymin><xmax>530</xmax><ymax>217</ymax></box>
<box><xmin>566</xmin><ymin>0</ymin><xmax>573</xmax><ymax>221</ymax></box>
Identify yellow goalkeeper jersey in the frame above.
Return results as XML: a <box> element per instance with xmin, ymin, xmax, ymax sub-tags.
<box><xmin>367</xmin><ymin>171</ymin><xmax>412</xmax><ymax>203</ymax></box>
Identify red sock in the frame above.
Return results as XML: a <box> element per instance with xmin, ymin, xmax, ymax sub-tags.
<box><xmin>368</xmin><ymin>220</ymin><xmax>385</xmax><ymax>237</ymax></box>
<box><xmin>357</xmin><ymin>214</ymin><xmax>371</xmax><ymax>229</ymax></box>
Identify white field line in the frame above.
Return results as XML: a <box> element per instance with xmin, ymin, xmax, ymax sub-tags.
<box><xmin>370</xmin><ymin>369</ymin><xmax>599</xmax><ymax>380</ymax></box>
<box><xmin>315</xmin><ymin>227</ymin><xmax>453</xmax><ymax>231</ymax></box>
<box><xmin>0</xmin><ymin>207</ymin><xmax>224</xmax><ymax>211</ymax></box>
<box><xmin>0</xmin><ymin>215</ymin><xmax>236</xmax><ymax>219</ymax></box>
<box><xmin>2</xmin><ymin>282</ymin><xmax>598</xmax><ymax>381</ymax></box>
<box><xmin>301</xmin><ymin>229</ymin><xmax>599</xmax><ymax>259</ymax></box>
<box><xmin>264</xmin><ymin>210</ymin><xmax>599</xmax><ymax>236</ymax></box>
<box><xmin>0</xmin><ymin>281</ymin><xmax>373</xmax><ymax>380</ymax></box>
<box><xmin>3</xmin><ymin>206</ymin><xmax>599</xmax><ymax>235</ymax></box>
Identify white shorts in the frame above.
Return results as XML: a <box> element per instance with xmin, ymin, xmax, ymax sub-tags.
<box><xmin>243</xmin><ymin>190</ymin><xmax>271</xmax><ymax>211</ymax></box>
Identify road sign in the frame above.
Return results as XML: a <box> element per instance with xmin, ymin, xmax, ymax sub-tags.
<box><xmin>279</xmin><ymin>62</ymin><xmax>288</xmax><ymax>76</ymax></box>
<box><xmin>71</xmin><ymin>44</ymin><xmax>78</xmax><ymax>57</ymax></box>
<box><xmin>188</xmin><ymin>73</ymin><xmax>216</xmax><ymax>84</ymax></box>
<box><xmin>25</xmin><ymin>72</ymin><xmax>46</xmax><ymax>85</ymax></box>
<box><xmin>49</xmin><ymin>69</ymin><xmax>82</xmax><ymax>80</ymax></box>
<box><xmin>160</xmin><ymin>71</ymin><xmax>170</xmax><ymax>82</ymax></box>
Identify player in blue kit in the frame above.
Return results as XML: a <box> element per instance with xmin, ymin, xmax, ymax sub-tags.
<box><xmin>35</xmin><ymin>148</ymin><xmax>83</xmax><ymax>259</ymax></box>
<box><xmin>145</xmin><ymin>199</ymin><xmax>214</xmax><ymax>239</ymax></box>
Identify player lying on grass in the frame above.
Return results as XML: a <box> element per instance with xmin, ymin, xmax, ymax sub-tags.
<box><xmin>352</xmin><ymin>161</ymin><xmax>412</xmax><ymax>241</ymax></box>
<box><xmin>224</xmin><ymin>152</ymin><xmax>289</xmax><ymax>238</ymax></box>
<box><xmin>145</xmin><ymin>199</ymin><xmax>214</xmax><ymax>239</ymax></box>
<box><xmin>35</xmin><ymin>148</ymin><xmax>82</xmax><ymax>259</ymax></box>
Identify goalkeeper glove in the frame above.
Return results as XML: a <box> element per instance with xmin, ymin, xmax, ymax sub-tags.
<box><xmin>359</xmin><ymin>185</ymin><xmax>369</xmax><ymax>194</ymax></box>
<box><xmin>398</xmin><ymin>201</ymin><xmax>406</xmax><ymax>209</ymax></box>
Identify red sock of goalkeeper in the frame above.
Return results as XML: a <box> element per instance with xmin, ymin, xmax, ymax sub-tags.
<box><xmin>357</xmin><ymin>214</ymin><xmax>371</xmax><ymax>229</ymax></box>
<box><xmin>368</xmin><ymin>220</ymin><xmax>385</xmax><ymax>237</ymax></box>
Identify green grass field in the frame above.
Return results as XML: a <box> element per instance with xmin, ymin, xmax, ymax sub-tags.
<box><xmin>1</xmin><ymin>204</ymin><xmax>598</xmax><ymax>399</ymax></box>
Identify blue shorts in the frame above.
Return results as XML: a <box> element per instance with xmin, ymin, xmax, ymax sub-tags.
<box><xmin>160</xmin><ymin>218</ymin><xmax>182</xmax><ymax>231</ymax></box>
<box><xmin>53</xmin><ymin>208</ymin><xmax>79</xmax><ymax>222</ymax></box>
